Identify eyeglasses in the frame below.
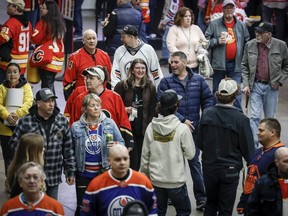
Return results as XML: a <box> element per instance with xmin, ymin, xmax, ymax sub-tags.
<box><xmin>8</xmin><ymin>3</ymin><xmax>17</xmax><ymax>8</ymax></box>
<box><xmin>23</xmin><ymin>175</ymin><xmax>41</xmax><ymax>181</ymax></box>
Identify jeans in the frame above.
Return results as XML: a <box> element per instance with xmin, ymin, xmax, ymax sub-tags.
<box><xmin>154</xmin><ymin>184</ymin><xmax>191</xmax><ymax>216</ymax></box>
<box><xmin>197</xmin><ymin>10</ymin><xmax>207</xmax><ymax>33</ymax></box>
<box><xmin>188</xmin><ymin>133</ymin><xmax>206</xmax><ymax>202</ymax></box>
<box><xmin>74</xmin><ymin>0</ymin><xmax>84</xmax><ymax>36</ymax></box>
<box><xmin>46</xmin><ymin>185</ymin><xmax>59</xmax><ymax>200</ymax></box>
<box><xmin>249</xmin><ymin>82</ymin><xmax>279</xmax><ymax>148</ymax></box>
<box><xmin>162</xmin><ymin>26</ymin><xmax>170</xmax><ymax>59</ymax></box>
<box><xmin>212</xmin><ymin>60</ymin><xmax>242</xmax><ymax>112</ymax></box>
<box><xmin>139</xmin><ymin>23</ymin><xmax>148</xmax><ymax>44</ymax></box>
<box><xmin>203</xmin><ymin>166</ymin><xmax>240</xmax><ymax>216</ymax></box>
<box><xmin>38</xmin><ymin>68</ymin><xmax>57</xmax><ymax>95</ymax></box>
<box><xmin>25</xmin><ymin>9</ymin><xmax>39</xmax><ymax>29</ymax></box>
<box><xmin>262</xmin><ymin>5</ymin><xmax>286</xmax><ymax>40</ymax></box>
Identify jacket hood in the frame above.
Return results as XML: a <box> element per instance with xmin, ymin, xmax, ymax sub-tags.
<box><xmin>12</xmin><ymin>14</ymin><xmax>29</xmax><ymax>27</ymax></box>
<box><xmin>3</xmin><ymin>76</ymin><xmax>28</xmax><ymax>88</ymax></box>
<box><xmin>151</xmin><ymin>114</ymin><xmax>181</xmax><ymax>136</ymax></box>
<box><xmin>79</xmin><ymin>111</ymin><xmax>107</xmax><ymax>125</ymax></box>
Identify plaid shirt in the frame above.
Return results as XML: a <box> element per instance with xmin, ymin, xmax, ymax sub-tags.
<box><xmin>9</xmin><ymin>105</ymin><xmax>76</xmax><ymax>186</ymax></box>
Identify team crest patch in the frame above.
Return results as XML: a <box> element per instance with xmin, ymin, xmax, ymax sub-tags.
<box><xmin>108</xmin><ymin>195</ymin><xmax>134</xmax><ymax>215</ymax></box>
<box><xmin>68</xmin><ymin>61</ymin><xmax>73</xmax><ymax>69</ymax></box>
<box><xmin>85</xmin><ymin>134</ymin><xmax>101</xmax><ymax>155</ymax></box>
<box><xmin>32</xmin><ymin>50</ymin><xmax>45</xmax><ymax>63</ymax></box>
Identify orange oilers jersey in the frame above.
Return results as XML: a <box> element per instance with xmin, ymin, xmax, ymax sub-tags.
<box><xmin>0</xmin><ymin>193</ymin><xmax>64</xmax><ymax>216</ymax></box>
<box><xmin>81</xmin><ymin>169</ymin><xmax>157</xmax><ymax>216</ymax></box>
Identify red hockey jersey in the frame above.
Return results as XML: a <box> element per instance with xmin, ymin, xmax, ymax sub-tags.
<box><xmin>0</xmin><ymin>16</ymin><xmax>32</xmax><ymax>74</ymax></box>
<box><xmin>31</xmin><ymin>19</ymin><xmax>64</xmax><ymax>73</ymax></box>
<box><xmin>63</xmin><ymin>47</ymin><xmax>112</xmax><ymax>89</ymax></box>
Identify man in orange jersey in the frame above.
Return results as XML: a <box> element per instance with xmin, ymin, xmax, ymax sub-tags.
<box><xmin>0</xmin><ymin>162</ymin><xmax>65</xmax><ymax>215</ymax></box>
<box><xmin>237</xmin><ymin>118</ymin><xmax>285</xmax><ymax>214</ymax></box>
<box><xmin>81</xmin><ymin>144</ymin><xmax>157</xmax><ymax>216</ymax></box>
<box><xmin>0</xmin><ymin>0</ymin><xmax>32</xmax><ymax>83</ymax></box>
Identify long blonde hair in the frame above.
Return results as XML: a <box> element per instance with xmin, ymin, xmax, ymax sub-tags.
<box><xmin>5</xmin><ymin>133</ymin><xmax>45</xmax><ymax>192</ymax></box>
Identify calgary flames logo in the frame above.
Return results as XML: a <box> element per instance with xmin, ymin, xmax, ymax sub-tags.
<box><xmin>32</xmin><ymin>49</ymin><xmax>45</xmax><ymax>63</ymax></box>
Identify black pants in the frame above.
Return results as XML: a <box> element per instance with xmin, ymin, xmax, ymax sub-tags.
<box><xmin>38</xmin><ymin>68</ymin><xmax>56</xmax><ymax>94</ymax></box>
<box><xmin>0</xmin><ymin>135</ymin><xmax>14</xmax><ymax>176</ymax></box>
<box><xmin>75</xmin><ymin>174</ymin><xmax>93</xmax><ymax>216</ymax></box>
<box><xmin>129</xmin><ymin>131</ymin><xmax>144</xmax><ymax>171</ymax></box>
<box><xmin>203</xmin><ymin>166</ymin><xmax>240</xmax><ymax>216</ymax></box>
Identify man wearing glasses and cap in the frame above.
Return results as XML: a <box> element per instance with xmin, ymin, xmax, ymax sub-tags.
<box><xmin>242</xmin><ymin>21</ymin><xmax>288</xmax><ymax>148</ymax></box>
<box><xmin>205</xmin><ymin>0</ymin><xmax>250</xmax><ymax>112</ymax></box>
<box><xmin>9</xmin><ymin>88</ymin><xmax>76</xmax><ymax>200</ymax></box>
<box><xmin>0</xmin><ymin>0</ymin><xmax>32</xmax><ymax>83</ymax></box>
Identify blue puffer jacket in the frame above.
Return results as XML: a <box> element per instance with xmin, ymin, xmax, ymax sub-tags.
<box><xmin>157</xmin><ymin>67</ymin><xmax>213</xmax><ymax>132</ymax></box>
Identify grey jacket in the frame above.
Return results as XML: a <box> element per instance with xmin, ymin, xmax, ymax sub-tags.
<box><xmin>205</xmin><ymin>16</ymin><xmax>250</xmax><ymax>72</ymax></box>
<box><xmin>242</xmin><ymin>37</ymin><xmax>288</xmax><ymax>89</ymax></box>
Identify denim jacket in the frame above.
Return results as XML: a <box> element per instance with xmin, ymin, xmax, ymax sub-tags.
<box><xmin>71</xmin><ymin>112</ymin><xmax>124</xmax><ymax>171</ymax></box>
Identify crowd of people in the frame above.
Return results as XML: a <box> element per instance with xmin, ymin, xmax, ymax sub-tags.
<box><xmin>0</xmin><ymin>0</ymin><xmax>288</xmax><ymax>215</ymax></box>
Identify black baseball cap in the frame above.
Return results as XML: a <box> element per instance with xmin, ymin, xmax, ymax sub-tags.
<box><xmin>160</xmin><ymin>89</ymin><xmax>183</xmax><ymax>108</ymax></box>
<box><xmin>255</xmin><ymin>22</ymin><xmax>273</xmax><ymax>33</ymax></box>
<box><xmin>117</xmin><ymin>25</ymin><xmax>138</xmax><ymax>37</ymax></box>
<box><xmin>36</xmin><ymin>88</ymin><xmax>58</xmax><ymax>101</ymax></box>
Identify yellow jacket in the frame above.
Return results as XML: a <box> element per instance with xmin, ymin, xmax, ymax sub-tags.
<box><xmin>0</xmin><ymin>79</ymin><xmax>33</xmax><ymax>136</ymax></box>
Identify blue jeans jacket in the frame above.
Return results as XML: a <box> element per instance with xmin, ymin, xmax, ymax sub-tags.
<box><xmin>71</xmin><ymin>116</ymin><xmax>124</xmax><ymax>171</ymax></box>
